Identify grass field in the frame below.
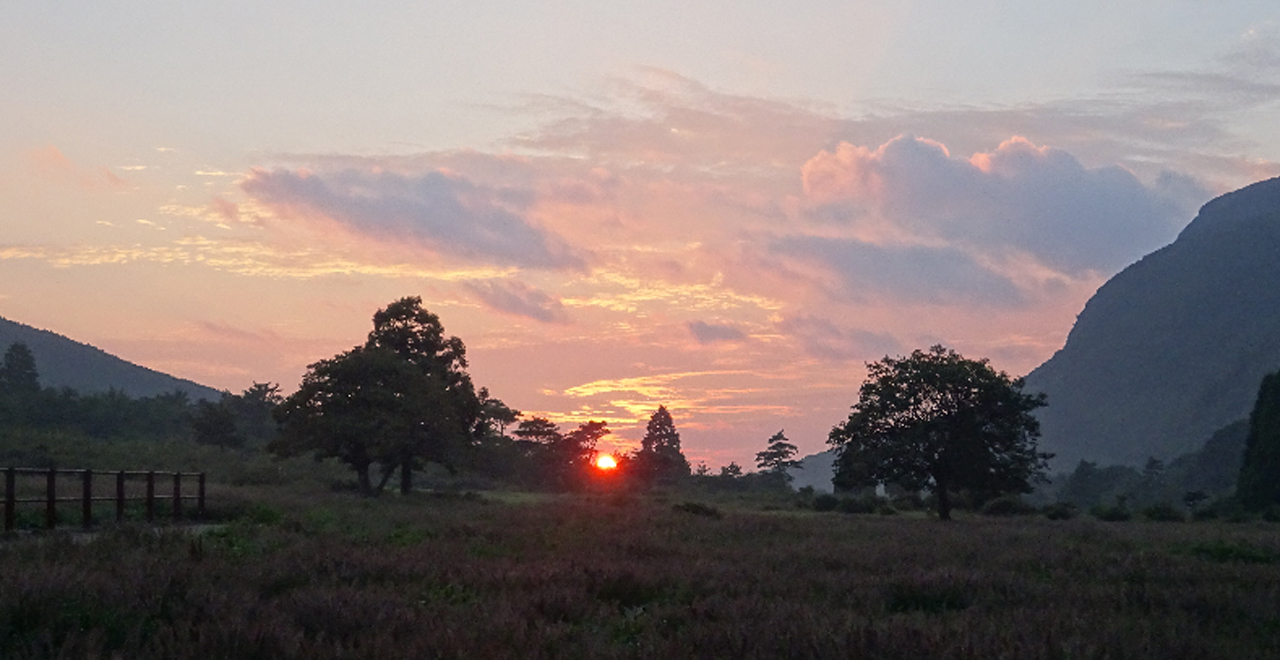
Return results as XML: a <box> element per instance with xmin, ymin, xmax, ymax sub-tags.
<box><xmin>3</xmin><ymin>485</ymin><xmax>1280</xmax><ymax>659</ymax></box>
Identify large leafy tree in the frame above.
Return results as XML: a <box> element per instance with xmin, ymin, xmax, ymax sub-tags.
<box><xmin>273</xmin><ymin>297</ymin><xmax>481</xmax><ymax>495</ymax></box>
<box><xmin>1237</xmin><ymin>370</ymin><xmax>1280</xmax><ymax>510</ymax></box>
<box><xmin>273</xmin><ymin>346</ymin><xmax>452</xmax><ymax>494</ymax></box>
<box><xmin>828</xmin><ymin>345</ymin><xmax>1050</xmax><ymax>520</ymax></box>
<box><xmin>632</xmin><ymin>405</ymin><xmax>690</xmax><ymax>483</ymax></box>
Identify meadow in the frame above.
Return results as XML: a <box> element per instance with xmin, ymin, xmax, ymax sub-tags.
<box><xmin>3</xmin><ymin>481</ymin><xmax>1280</xmax><ymax>659</ymax></box>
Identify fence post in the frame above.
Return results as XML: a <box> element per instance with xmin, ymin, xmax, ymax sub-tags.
<box><xmin>116</xmin><ymin>471</ymin><xmax>125</xmax><ymax>522</ymax></box>
<box><xmin>4</xmin><ymin>467</ymin><xmax>14</xmax><ymax>532</ymax></box>
<box><xmin>197</xmin><ymin>473</ymin><xmax>206</xmax><ymax>519</ymax></box>
<box><xmin>45</xmin><ymin>468</ymin><xmax>56</xmax><ymax>529</ymax></box>
<box><xmin>82</xmin><ymin>470</ymin><xmax>93</xmax><ymax>529</ymax></box>
<box><xmin>172</xmin><ymin>472</ymin><xmax>181</xmax><ymax>521</ymax></box>
<box><xmin>146</xmin><ymin>471</ymin><xmax>155</xmax><ymax>522</ymax></box>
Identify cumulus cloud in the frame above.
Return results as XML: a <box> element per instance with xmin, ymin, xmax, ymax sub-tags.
<box><xmin>802</xmin><ymin>135</ymin><xmax>1193</xmax><ymax>274</ymax></box>
<box><xmin>241</xmin><ymin>168</ymin><xmax>586</xmax><ymax>271</ymax></box>
<box><xmin>687</xmin><ymin>321</ymin><xmax>746</xmax><ymax>344</ymax></box>
<box><xmin>778</xmin><ymin>316</ymin><xmax>902</xmax><ymax>362</ymax></box>
<box><xmin>463</xmin><ymin>279</ymin><xmax>570</xmax><ymax>323</ymax></box>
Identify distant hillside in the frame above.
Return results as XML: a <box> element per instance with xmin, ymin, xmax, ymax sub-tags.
<box><xmin>0</xmin><ymin>316</ymin><xmax>220</xmax><ymax>401</ymax></box>
<box><xmin>1025</xmin><ymin>177</ymin><xmax>1280</xmax><ymax>468</ymax></box>
<box><xmin>788</xmin><ymin>449</ymin><xmax>837</xmax><ymax>492</ymax></box>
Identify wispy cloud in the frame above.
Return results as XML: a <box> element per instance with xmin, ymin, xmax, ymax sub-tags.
<box><xmin>25</xmin><ymin>146</ymin><xmax>132</xmax><ymax>192</ymax></box>
<box><xmin>241</xmin><ymin>168</ymin><xmax>587</xmax><ymax>271</ymax></box>
<box><xmin>687</xmin><ymin>320</ymin><xmax>746</xmax><ymax>344</ymax></box>
<box><xmin>463</xmin><ymin>279</ymin><xmax>570</xmax><ymax>323</ymax></box>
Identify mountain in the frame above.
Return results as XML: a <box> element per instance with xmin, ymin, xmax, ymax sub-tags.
<box><xmin>0</xmin><ymin>315</ymin><xmax>220</xmax><ymax>401</ymax></box>
<box><xmin>788</xmin><ymin>449</ymin><xmax>837</xmax><ymax>492</ymax></box>
<box><xmin>1025</xmin><ymin>177</ymin><xmax>1280</xmax><ymax>468</ymax></box>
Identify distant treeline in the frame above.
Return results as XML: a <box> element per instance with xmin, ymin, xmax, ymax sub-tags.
<box><xmin>0</xmin><ymin>341</ymin><xmax>278</xmax><ymax>448</ymax></box>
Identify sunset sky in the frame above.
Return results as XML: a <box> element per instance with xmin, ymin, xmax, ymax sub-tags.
<box><xmin>2</xmin><ymin>2</ymin><xmax>1279</xmax><ymax>467</ymax></box>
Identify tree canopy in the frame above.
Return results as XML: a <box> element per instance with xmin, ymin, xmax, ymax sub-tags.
<box><xmin>828</xmin><ymin>345</ymin><xmax>1050</xmax><ymax>520</ymax></box>
<box><xmin>756</xmin><ymin>430</ymin><xmax>801</xmax><ymax>475</ymax></box>
<box><xmin>273</xmin><ymin>298</ymin><xmax>486</xmax><ymax>495</ymax></box>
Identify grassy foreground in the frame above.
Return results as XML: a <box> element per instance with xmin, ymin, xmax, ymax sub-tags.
<box><xmin>3</xmin><ymin>487</ymin><xmax>1280</xmax><ymax>659</ymax></box>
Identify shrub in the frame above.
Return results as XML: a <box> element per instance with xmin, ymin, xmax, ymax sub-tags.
<box><xmin>837</xmin><ymin>495</ymin><xmax>879</xmax><ymax>514</ymax></box>
<box><xmin>1141</xmin><ymin>502</ymin><xmax>1186</xmax><ymax>522</ymax></box>
<box><xmin>1042</xmin><ymin>502</ymin><xmax>1079</xmax><ymax>520</ymax></box>
<box><xmin>672</xmin><ymin>501</ymin><xmax>722</xmax><ymax>518</ymax></box>
<box><xmin>1090</xmin><ymin>502</ymin><xmax>1132</xmax><ymax>522</ymax></box>
<box><xmin>980</xmin><ymin>495</ymin><xmax>1037</xmax><ymax>516</ymax></box>
<box><xmin>812</xmin><ymin>494</ymin><xmax>840</xmax><ymax>512</ymax></box>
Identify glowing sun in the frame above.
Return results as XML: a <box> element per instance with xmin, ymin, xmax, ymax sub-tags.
<box><xmin>595</xmin><ymin>454</ymin><xmax>618</xmax><ymax>470</ymax></box>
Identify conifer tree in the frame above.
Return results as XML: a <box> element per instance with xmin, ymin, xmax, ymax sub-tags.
<box><xmin>633</xmin><ymin>405</ymin><xmax>690</xmax><ymax>483</ymax></box>
<box><xmin>1237</xmin><ymin>370</ymin><xmax>1280</xmax><ymax>510</ymax></box>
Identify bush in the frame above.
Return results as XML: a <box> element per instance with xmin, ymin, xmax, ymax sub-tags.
<box><xmin>1090</xmin><ymin>503</ymin><xmax>1132</xmax><ymax>522</ymax></box>
<box><xmin>1141</xmin><ymin>502</ymin><xmax>1186</xmax><ymax>522</ymax></box>
<box><xmin>672</xmin><ymin>501</ymin><xmax>722</xmax><ymax>519</ymax></box>
<box><xmin>812</xmin><ymin>494</ymin><xmax>840</xmax><ymax>512</ymax></box>
<box><xmin>1042</xmin><ymin>502</ymin><xmax>1079</xmax><ymax>520</ymax></box>
<box><xmin>981</xmin><ymin>495</ymin><xmax>1037</xmax><ymax>516</ymax></box>
<box><xmin>837</xmin><ymin>495</ymin><xmax>879</xmax><ymax>514</ymax></box>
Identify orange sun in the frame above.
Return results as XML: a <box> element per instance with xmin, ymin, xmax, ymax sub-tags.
<box><xmin>595</xmin><ymin>454</ymin><xmax>618</xmax><ymax>470</ymax></box>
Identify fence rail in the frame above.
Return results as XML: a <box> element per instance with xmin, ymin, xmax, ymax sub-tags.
<box><xmin>3</xmin><ymin>468</ymin><xmax>205</xmax><ymax>532</ymax></box>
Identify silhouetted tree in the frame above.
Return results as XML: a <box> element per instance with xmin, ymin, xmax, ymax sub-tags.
<box><xmin>756</xmin><ymin>430</ymin><xmax>801</xmax><ymax>477</ymax></box>
<box><xmin>229</xmin><ymin>382</ymin><xmax>284</xmax><ymax>447</ymax></box>
<box><xmin>829</xmin><ymin>345</ymin><xmax>1050</xmax><ymax>520</ymax></box>
<box><xmin>364</xmin><ymin>296</ymin><xmax>481</xmax><ymax>492</ymax></box>
<box><xmin>632</xmin><ymin>405</ymin><xmax>690</xmax><ymax>483</ymax></box>
<box><xmin>0</xmin><ymin>342</ymin><xmax>39</xmax><ymax>395</ymax></box>
<box><xmin>718</xmin><ymin>462</ymin><xmax>743</xmax><ymax>478</ymax></box>
<box><xmin>475</xmin><ymin>387</ymin><xmax>520</xmax><ymax>440</ymax></box>
<box><xmin>1237</xmin><ymin>370</ymin><xmax>1280</xmax><ymax>510</ymax></box>
<box><xmin>192</xmin><ymin>399</ymin><xmax>243</xmax><ymax>449</ymax></box>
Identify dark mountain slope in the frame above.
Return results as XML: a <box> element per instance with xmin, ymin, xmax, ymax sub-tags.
<box><xmin>0</xmin><ymin>315</ymin><xmax>220</xmax><ymax>401</ymax></box>
<box><xmin>1025</xmin><ymin>177</ymin><xmax>1280</xmax><ymax>467</ymax></box>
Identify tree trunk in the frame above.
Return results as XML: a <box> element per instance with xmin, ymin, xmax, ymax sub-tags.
<box><xmin>400</xmin><ymin>461</ymin><xmax>412</xmax><ymax>495</ymax></box>
<box><xmin>936</xmin><ymin>485</ymin><xmax>953</xmax><ymax>521</ymax></box>
<box><xmin>356</xmin><ymin>464</ymin><xmax>373</xmax><ymax>496</ymax></box>
<box><xmin>375</xmin><ymin>464</ymin><xmax>396</xmax><ymax>494</ymax></box>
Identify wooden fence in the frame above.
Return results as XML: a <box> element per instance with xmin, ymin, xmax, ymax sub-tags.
<box><xmin>3</xmin><ymin>468</ymin><xmax>205</xmax><ymax>532</ymax></box>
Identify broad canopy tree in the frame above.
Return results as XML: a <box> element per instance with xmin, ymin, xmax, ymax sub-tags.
<box><xmin>273</xmin><ymin>297</ymin><xmax>501</xmax><ymax>495</ymax></box>
<box><xmin>829</xmin><ymin>345</ymin><xmax>1050</xmax><ymax>520</ymax></box>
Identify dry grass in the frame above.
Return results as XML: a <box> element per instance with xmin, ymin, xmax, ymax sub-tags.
<box><xmin>3</xmin><ymin>486</ymin><xmax>1279</xmax><ymax>659</ymax></box>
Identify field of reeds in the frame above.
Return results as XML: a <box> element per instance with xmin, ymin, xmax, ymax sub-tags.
<box><xmin>3</xmin><ymin>485</ymin><xmax>1280</xmax><ymax>659</ymax></box>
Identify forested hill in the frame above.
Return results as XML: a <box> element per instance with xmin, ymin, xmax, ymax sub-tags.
<box><xmin>1025</xmin><ymin>176</ymin><xmax>1280</xmax><ymax>468</ymax></box>
<box><xmin>0</xmin><ymin>315</ymin><xmax>220</xmax><ymax>401</ymax></box>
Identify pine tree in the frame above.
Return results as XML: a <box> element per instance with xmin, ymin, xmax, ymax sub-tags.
<box><xmin>633</xmin><ymin>405</ymin><xmax>690</xmax><ymax>483</ymax></box>
<box><xmin>1237</xmin><ymin>370</ymin><xmax>1280</xmax><ymax>510</ymax></box>
<box><xmin>0</xmin><ymin>342</ymin><xmax>40</xmax><ymax>395</ymax></box>
<box><xmin>755</xmin><ymin>430</ymin><xmax>801</xmax><ymax>475</ymax></box>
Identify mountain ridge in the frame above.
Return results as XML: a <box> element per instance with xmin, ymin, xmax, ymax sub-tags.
<box><xmin>0</xmin><ymin>315</ymin><xmax>220</xmax><ymax>401</ymax></box>
<box><xmin>1025</xmin><ymin>176</ymin><xmax>1280</xmax><ymax>467</ymax></box>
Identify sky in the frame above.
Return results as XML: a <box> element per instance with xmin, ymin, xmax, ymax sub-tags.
<box><xmin>2</xmin><ymin>2</ymin><xmax>1279</xmax><ymax>468</ymax></box>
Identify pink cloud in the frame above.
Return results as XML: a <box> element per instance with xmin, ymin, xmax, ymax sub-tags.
<box><xmin>25</xmin><ymin>145</ymin><xmax>130</xmax><ymax>192</ymax></box>
<box><xmin>801</xmin><ymin>135</ymin><xmax>1197</xmax><ymax>273</ymax></box>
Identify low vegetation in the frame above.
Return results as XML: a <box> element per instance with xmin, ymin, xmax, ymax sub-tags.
<box><xmin>3</xmin><ymin>486</ymin><xmax>1280</xmax><ymax>659</ymax></box>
